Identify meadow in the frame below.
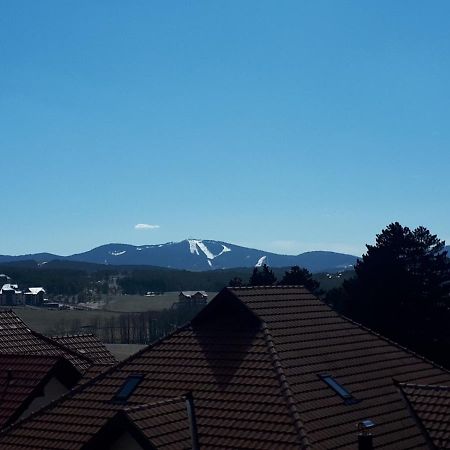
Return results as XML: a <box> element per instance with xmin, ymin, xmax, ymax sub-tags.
<box><xmin>11</xmin><ymin>291</ymin><xmax>217</xmax><ymax>336</ymax></box>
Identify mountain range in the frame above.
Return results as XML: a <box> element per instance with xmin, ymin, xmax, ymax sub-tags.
<box><xmin>0</xmin><ymin>239</ymin><xmax>360</xmax><ymax>273</ymax></box>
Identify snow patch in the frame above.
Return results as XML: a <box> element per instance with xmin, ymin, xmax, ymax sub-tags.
<box><xmin>110</xmin><ymin>251</ymin><xmax>126</xmax><ymax>256</ymax></box>
<box><xmin>216</xmin><ymin>244</ymin><xmax>232</xmax><ymax>257</ymax></box>
<box><xmin>196</xmin><ymin>241</ymin><xmax>215</xmax><ymax>259</ymax></box>
<box><xmin>255</xmin><ymin>256</ymin><xmax>267</xmax><ymax>267</ymax></box>
<box><xmin>207</xmin><ymin>260</ymin><xmax>212</xmax><ymax>267</ymax></box>
<box><xmin>188</xmin><ymin>239</ymin><xmax>200</xmax><ymax>255</ymax></box>
<box><xmin>136</xmin><ymin>247</ymin><xmax>142</xmax><ymax>251</ymax></box>
<box><xmin>188</xmin><ymin>239</ymin><xmax>232</xmax><ymax>260</ymax></box>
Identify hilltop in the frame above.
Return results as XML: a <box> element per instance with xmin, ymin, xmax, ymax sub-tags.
<box><xmin>0</xmin><ymin>239</ymin><xmax>357</xmax><ymax>273</ymax></box>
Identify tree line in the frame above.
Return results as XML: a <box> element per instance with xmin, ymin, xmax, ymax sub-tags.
<box><xmin>46</xmin><ymin>303</ymin><xmax>204</xmax><ymax>344</ymax></box>
<box><xmin>229</xmin><ymin>264</ymin><xmax>321</xmax><ymax>294</ymax></box>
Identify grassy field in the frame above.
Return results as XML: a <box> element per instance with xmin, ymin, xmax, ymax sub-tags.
<box><xmin>105</xmin><ymin>343</ymin><xmax>147</xmax><ymax>360</ymax></box>
<box><xmin>12</xmin><ymin>307</ymin><xmax>121</xmax><ymax>335</ymax></box>
<box><xmin>103</xmin><ymin>291</ymin><xmax>218</xmax><ymax>312</ymax></box>
<box><xmin>10</xmin><ymin>291</ymin><xmax>218</xmax><ymax>336</ymax></box>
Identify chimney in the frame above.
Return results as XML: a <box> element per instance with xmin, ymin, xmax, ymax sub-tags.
<box><xmin>357</xmin><ymin>419</ymin><xmax>374</xmax><ymax>450</ymax></box>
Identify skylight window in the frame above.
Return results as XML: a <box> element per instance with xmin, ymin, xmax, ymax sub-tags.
<box><xmin>113</xmin><ymin>374</ymin><xmax>143</xmax><ymax>402</ymax></box>
<box><xmin>319</xmin><ymin>374</ymin><xmax>359</xmax><ymax>405</ymax></box>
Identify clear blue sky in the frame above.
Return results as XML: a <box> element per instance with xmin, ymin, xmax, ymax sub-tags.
<box><xmin>1</xmin><ymin>1</ymin><xmax>449</xmax><ymax>256</ymax></box>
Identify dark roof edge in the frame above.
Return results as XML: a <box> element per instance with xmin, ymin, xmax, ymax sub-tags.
<box><xmin>397</xmin><ymin>382</ymin><xmax>450</xmax><ymax>392</ymax></box>
<box><xmin>52</xmin><ymin>333</ymin><xmax>96</xmax><ymax>339</ymax></box>
<box><xmin>261</xmin><ymin>322</ymin><xmax>311</xmax><ymax>450</ymax></box>
<box><xmin>123</xmin><ymin>396</ymin><xmax>186</xmax><ymax>413</ymax></box>
<box><xmin>395</xmin><ymin>381</ymin><xmax>437</xmax><ymax>450</ymax></box>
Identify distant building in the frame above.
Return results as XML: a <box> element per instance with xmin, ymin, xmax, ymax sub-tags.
<box><xmin>24</xmin><ymin>287</ymin><xmax>46</xmax><ymax>306</ymax></box>
<box><xmin>0</xmin><ymin>274</ymin><xmax>11</xmax><ymax>284</ymax></box>
<box><xmin>0</xmin><ymin>284</ymin><xmax>24</xmax><ymax>306</ymax></box>
<box><xmin>178</xmin><ymin>290</ymin><xmax>208</xmax><ymax>306</ymax></box>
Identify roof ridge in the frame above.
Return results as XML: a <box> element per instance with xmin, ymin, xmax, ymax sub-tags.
<box><xmin>260</xmin><ymin>322</ymin><xmax>311</xmax><ymax>450</ymax></box>
<box><xmin>398</xmin><ymin>382</ymin><xmax>450</xmax><ymax>392</ymax></box>
<box><xmin>123</xmin><ymin>396</ymin><xmax>185</xmax><ymax>412</ymax></box>
<box><xmin>231</xmin><ymin>285</ymin><xmax>305</xmax><ymax>290</ymax></box>
<box><xmin>52</xmin><ymin>333</ymin><xmax>95</xmax><ymax>338</ymax></box>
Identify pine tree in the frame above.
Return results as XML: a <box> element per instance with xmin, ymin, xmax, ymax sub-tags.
<box><xmin>248</xmin><ymin>264</ymin><xmax>277</xmax><ymax>286</ymax></box>
<box><xmin>341</xmin><ymin>222</ymin><xmax>450</xmax><ymax>366</ymax></box>
<box><xmin>278</xmin><ymin>266</ymin><xmax>320</xmax><ymax>293</ymax></box>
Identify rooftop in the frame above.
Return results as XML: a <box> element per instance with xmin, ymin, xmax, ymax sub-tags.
<box><xmin>399</xmin><ymin>382</ymin><xmax>450</xmax><ymax>449</ymax></box>
<box><xmin>0</xmin><ymin>354</ymin><xmax>81</xmax><ymax>429</ymax></box>
<box><xmin>0</xmin><ymin>310</ymin><xmax>116</xmax><ymax>372</ymax></box>
<box><xmin>1</xmin><ymin>286</ymin><xmax>450</xmax><ymax>449</ymax></box>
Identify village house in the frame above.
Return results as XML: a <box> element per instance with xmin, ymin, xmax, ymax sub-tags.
<box><xmin>23</xmin><ymin>287</ymin><xmax>46</xmax><ymax>306</ymax></box>
<box><xmin>178</xmin><ymin>290</ymin><xmax>208</xmax><ymax>306</ymax></box>
<box><xmin>0</xmin><ymin>285</ymin><xmax>449</xmax><ymax>449</ymax></box>
<box><xmin>0</xmin><ymin>274</ymin><xmax>11</xmax><ymax>284</ymax></box>
<box><xmin>0</xmin><ymin>282</ymin><xmax>46</xmax><ymax>307</ymax></box>
<box><xmin>0</xmin><ymin>284</ymin><xmax>24</xmax><ymax>306</ymax></box>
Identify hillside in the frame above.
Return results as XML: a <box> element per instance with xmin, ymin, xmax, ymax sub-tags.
<box><xmin>0</xmin><ymin>239</ymin><xmax>358</xmax><ymax>273</ymax></box>
<box><xmin>0</xmin><ymin>260</ymin><xmax>352</xmax><ymax>296</ymax></box>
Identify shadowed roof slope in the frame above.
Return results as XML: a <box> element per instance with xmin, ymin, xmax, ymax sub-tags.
<box><xmin>399</xmin><ymin>383</ymin><xmax>450</xmax><ymax>449</ymax></box>
<box><xmin>1</xmin><ymin>286</ymin><xmax>450</xmax><ymax>449</ymax></box>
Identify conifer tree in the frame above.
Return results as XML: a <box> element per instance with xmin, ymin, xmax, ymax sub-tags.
<box><xmin>248</xmin><ymin>264</ymin><xmax>277</xmax><ymax>286</ymax></box>
<box><xmin>278</xmin><ymin>266</ymin><xmax>320</xmax><ymax>293</ymax></box>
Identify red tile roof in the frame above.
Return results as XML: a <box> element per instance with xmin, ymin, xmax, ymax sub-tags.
<box><xmin>399</xmin><ymin>382</ymin><xmax>450</xmax><ymax>449</ymax></box>
<box><xmin>51</xmin><ymin>334</ymin><xmax>117</xmax><ymax>365</ymax></box>
<box><xmin>1</xmin><ymin>286</ymin><xmax>450</xmax><ymax>449</ymax></box>
<box><xmin>226</xmin><ymin>286</ymin><xmax>450</xmax><ymax>449</ymax></box>
<box><xmin>83</xmin><ymin>397</ymin><xmax>192</xmax><ymax>449</ymax></box>
<box><xmin>0</xmin><ymin>310</ymin><xmax>93</xmax><ymax>371</ymax></box>
<box><xmin>0</xmin><ymin>310</ymin><xmax>116</xmax><ymax>372</ymax></box>
<box><xmin>0</xmin><ymin>354</ymin><xmax>81</xmax><ymax>430</ymax></box>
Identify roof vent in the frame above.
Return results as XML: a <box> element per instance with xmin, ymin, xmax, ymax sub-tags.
<box><xmin>357</xmin><ymin>419</ymin><xmax>375</xmax><ymax>450</ymax></box>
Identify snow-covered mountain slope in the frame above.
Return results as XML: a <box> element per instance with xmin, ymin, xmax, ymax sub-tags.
<box><xmin>0</xmin><ymin>239</ymin><xmax>359</xmax><ymax>273</ymax></box>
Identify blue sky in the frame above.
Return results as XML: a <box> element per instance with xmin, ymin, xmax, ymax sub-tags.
<box><xmin>1</xmin><ymin>1</ymin><xmax>449</xmax><ymax>256</ymax></box>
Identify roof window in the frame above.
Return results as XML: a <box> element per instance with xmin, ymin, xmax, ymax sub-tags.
<box><xmin>319</xmin><ymin>374</ymin><xmax>359</xmax><ymax>405</ymax></box>
<box><xmin>113</xmin><ymin>374</ymin><xmax>143</xmax><ymax>402</ymax></box>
